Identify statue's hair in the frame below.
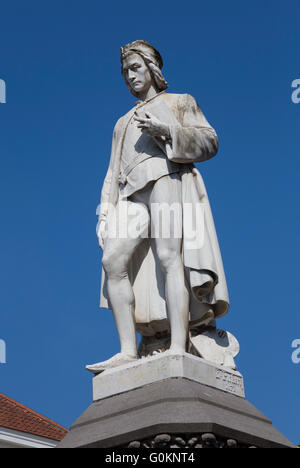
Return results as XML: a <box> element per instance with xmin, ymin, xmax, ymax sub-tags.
<box><xmin>120</xmin><ymin>40</ymin><xmax>168</xmax><ymax>97</ymax></box>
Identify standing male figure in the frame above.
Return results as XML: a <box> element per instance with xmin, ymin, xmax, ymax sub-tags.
<box><xmin>86</xmin><ymin>41</ymin><xmax>229</xmax><ymax>373</ymax></box>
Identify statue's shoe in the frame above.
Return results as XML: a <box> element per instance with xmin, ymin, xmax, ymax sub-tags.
<box><xmin>85</xmin><ymin>352</ymin><xmax>138</xmax><ymax>374</ymax></box>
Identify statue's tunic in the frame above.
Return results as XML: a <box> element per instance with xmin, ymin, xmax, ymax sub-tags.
<box><xmin>119</xmin><ymin>105</ymin><xmax>181</xmax><ymax>199</ymax></box>
<box><xmin>99</xmin><ymin>92</ymin><xmax>230</xmax><ymax>335</ymax></box>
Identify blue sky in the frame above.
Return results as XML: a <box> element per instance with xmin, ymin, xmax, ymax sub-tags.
<box><xmin>0</xmin><ymin>0</ymin><xmax>299</xmax><ymax>445</ymax></box>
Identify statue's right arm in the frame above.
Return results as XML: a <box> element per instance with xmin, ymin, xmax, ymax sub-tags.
<box><xmin>98</xmin><ymin>118</ymin><xmax>122</xmax><ymax>220</ymax></box>
<box><xmin>97</xmin><ymin>166</ymin><xmax>112</xmax><ymax>249</ymax></box>
<box><xmin>98</xmin><ymin>166</ymin><xmax>112</xmax><ymax>223</ymax></box>
<box><xmin>97</xmin><ymin>121</ymin><xmax>120</xmax><ymax>248</ymax></box>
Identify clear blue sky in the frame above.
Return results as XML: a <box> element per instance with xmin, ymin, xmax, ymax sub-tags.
<box><xmin>0</xmin><ymin>0</ymin><xmax>299</xmax><ymax>445</ymax></box>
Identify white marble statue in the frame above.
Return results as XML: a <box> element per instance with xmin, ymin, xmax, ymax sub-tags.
<box><xmin>86</xmin><ymin>40</ymin><xmax>234</xmax><ymax>374</ymax></box>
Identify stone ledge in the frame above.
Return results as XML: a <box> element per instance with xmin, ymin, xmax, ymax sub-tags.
<box><xmin>92</xmin><ymin>352</ymin><xmax>245</xmax><ymax>401</ymax></box>
<box><xmin>58</xmin><ymin>379</ymin><xmax>294</xmax><ymax>448</ymax></box>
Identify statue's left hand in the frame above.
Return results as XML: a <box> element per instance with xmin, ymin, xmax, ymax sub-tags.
<box><xmin>134</xmin><ymin>111</ymin><xmax>170</xmax><ymax>139</ymax></box>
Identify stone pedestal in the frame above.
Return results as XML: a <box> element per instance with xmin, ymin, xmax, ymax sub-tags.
<box><xmin>92</xmin><ymin>352</ymin><xmax>245</xmax><ymax>400</ymax></box>
<box><xmin>58</xmin><ymin>353</ymin><xmax>294</xmax><ymax>448</ymax></box>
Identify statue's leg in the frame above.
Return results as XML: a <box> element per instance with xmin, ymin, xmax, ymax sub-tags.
<box><xmin>150</xmin><ymin>174</ymin><xmax>189</xmax><ymax>354</ymax></box>
<box><xmin>102</xmin><ymin>198</ymin><xmax>150</xmax><ymax>358</ymax></box>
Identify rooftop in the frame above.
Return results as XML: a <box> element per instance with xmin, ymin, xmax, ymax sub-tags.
<box><xmin>0</xmin><ymin>393</ymin><xmax>68</xmax><ymax>441</ymax></box>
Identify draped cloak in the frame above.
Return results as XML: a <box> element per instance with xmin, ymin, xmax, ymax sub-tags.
<box><xmin>98</xmin><ymin>92</ymin><xmax>229</xmax><ymax>336</ymax></box>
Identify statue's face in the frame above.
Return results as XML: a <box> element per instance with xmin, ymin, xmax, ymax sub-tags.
<box><xmin>122</xmin><ymin>53</ymin><xmax>153</xmax><ymax>96</ymax></box>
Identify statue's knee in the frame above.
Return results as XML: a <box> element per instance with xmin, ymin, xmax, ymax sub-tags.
<box><xmin>157</xmin><ymin>247</ymin><xmax>181</xmax><ymax>273</ymax></box>
<box><xmin>102</xmin><ymin>251</ymin><xmax>128</xmax><ymax>277</ymax></box>
<box><xmin>102</xmin><ymin>252</ymin><xmax>112</xmax><ymax>274</ymax></box>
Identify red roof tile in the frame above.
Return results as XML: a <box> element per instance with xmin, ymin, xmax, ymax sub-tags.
<box><xmin>0</xmin><ymin>393</ymin><xmax>68</xmax><ymax>441</ymax></box>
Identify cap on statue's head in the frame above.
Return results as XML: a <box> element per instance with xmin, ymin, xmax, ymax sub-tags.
<box><xmin>120</xmin><ymin>40</ymin><xmax>168</xmax><ymax>93</ymax></box>
<box><xmin>120</xmin><ymin>40</ymin><xmax>163</xmax><ymax>69</ymax></box>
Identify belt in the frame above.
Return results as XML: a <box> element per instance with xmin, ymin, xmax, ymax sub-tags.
<box><xmin>118</xmin><ymin>153</ymin><xmax>156</xmax><ymax>186</ymax></box>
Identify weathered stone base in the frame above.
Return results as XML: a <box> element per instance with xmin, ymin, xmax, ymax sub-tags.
<box><xmin>58</xmin><ymin>377</ymin><xmax>294</xmax><ymax>448</ymax></box>
<box><xmin>92</xmin><ymin>352</ymin><xmax>245</xmax><ymax>401</ymax></box>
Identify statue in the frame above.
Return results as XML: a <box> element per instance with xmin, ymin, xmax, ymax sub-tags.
<box><xmin>86</xmin><ymin>40</ymin><xmax>232</xmax><ymax>374</ymax></box>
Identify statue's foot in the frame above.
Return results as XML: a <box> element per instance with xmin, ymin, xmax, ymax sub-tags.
<box><xmin>164</xmin><ymin>346</ymin><xmax>186</xmax><ymax>355</ymax></box>
<box><xmin>85</xmin><ymin>352</ymin><xmax>138</xmax><ymax>374</ymax></box>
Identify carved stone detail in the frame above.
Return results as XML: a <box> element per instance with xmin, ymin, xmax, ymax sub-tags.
<box><xmin>123</xmin><ymin>433</ymin><xmax>257</xmax><ymax>449</ymax></box>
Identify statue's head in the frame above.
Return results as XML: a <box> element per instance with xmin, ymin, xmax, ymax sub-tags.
<box><xmin>120</xmin><ymin>40</ymin><xmax>168</xmax><ymax>97</ymax></box>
